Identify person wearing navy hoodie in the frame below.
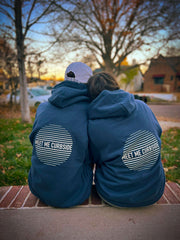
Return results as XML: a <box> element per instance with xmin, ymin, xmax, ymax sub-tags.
<box><xmin>87</xmin><ymin>72</ymin><xmax>165</xmax><ymax>207</ymax></box>
<box><xmin>28</xmin><ymin>62</ymin><xmax>93</xmax><ymax>208</ymax></box>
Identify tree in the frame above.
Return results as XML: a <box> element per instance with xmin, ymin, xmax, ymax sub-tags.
<box><xmin>53</xmin><ymin>0</ymin><xmax>180</xmax><ymax>75</ymax></box>
<box><xmin>0</xmin><ymin>37</ymin><xmax>19</xmax><ymax>103</ymax></box>
<box><xmin>0</xmin><ymin>0</ymin><xmax>54</xmax><ymax>122</ymax></box>
<box><xmin>35</xmin><ymin>53</ymin><xmax>47</xmax><ymax>80</ymax></box>
<box><xmin>27</xmin><ymin>57</ymin><xmax>34</xmax><ymax>81</ymax></box>
<box><xmin>118</xmin><ymin>66</ymin><xmax>139</xmax><ymax>91</ymax></box>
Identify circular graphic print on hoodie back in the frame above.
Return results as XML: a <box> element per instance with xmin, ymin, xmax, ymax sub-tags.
<box><xmin>122</xmin><ymin>130</ymin><xmax>160</xmax><ymax>171</ymax></box>
<box><xmin>35</xmin><ymin>124</ymin><xmax>73</xmax><ymax>166</ymax></box>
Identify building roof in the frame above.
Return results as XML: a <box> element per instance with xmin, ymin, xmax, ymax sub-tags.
<box><xmin>165</xmin><ymin>56</ymin><xmax>180</xmax><ymax>72</ymax></box>
<box><xmin>151</xmin><ymin>55</ymin><xmax>180</xmax><ymax>73</ymax></box>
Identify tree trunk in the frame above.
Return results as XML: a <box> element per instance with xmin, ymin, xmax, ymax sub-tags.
<box><xmin>103</xmin><ymin>56</ymin><xmax>114</xmax><ymax>74</ymax></box>
<box><xmin>14</xmin><ymin>0</ymin><xmax>31</xmax><ymax>123</ymax></box>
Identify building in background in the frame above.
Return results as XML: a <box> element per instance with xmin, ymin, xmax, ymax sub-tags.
<box><xmin>144</xmin><ymin>55</ymin><xmax>180</xmax><ymax>93</ymax></box>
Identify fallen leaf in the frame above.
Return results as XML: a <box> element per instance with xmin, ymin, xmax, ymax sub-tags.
<box><xmin>164</xmin><ymin>168</ymin><xmax>169</xmax><ymax>172</ymax></box>
<box><xmin>172</xmin><ymin>147</ymin><xmax>178</xmax><ymax>151</ymax></box>
<box><xmin>166</xmin><ymin>174</ymin><xmax>172</xmax><ymax>179</ymax></box>
<box><xmin>162</xmin><ymin>159</ymin><xmax>167</xmax><ymax>164</ymax></box>
<box><xmin>8</xmin><ymin>166</ymin><xmax>15</xmax><ymax>170</ymax></box>
<box><xmin>168</xmin><ymin>166</ymin><xmax>178</xmax><ymax>170</ymax></box>
<box><xmin>0</xmin><ymin>165</ymin><xmax>4</xmax><ymax>170</ymax></box>
<box><xmin>7</xmin><ymin>145</ymin><xmax>14</xmax><ymax>149</ymax></box>
<box><xmin>16</xmin><ymin>153</ymin><xmax>22</xmax><ymax>158</ymax></box>
<box><xmin>128</xmin><ymin>218</ymin><xmax>136</xmax><ymax>224</ymax></box>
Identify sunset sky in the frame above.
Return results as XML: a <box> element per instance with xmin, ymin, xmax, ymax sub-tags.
<box><xmin>0</xmin><ymin>1</ymin><xmax>179</xmax><ymax>81</ymax></box>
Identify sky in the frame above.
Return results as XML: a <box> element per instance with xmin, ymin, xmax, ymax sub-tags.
<box><xmin>0</xmin><ymin>0</ymin><xmax>179</xmax><ymax>80</ymax></box>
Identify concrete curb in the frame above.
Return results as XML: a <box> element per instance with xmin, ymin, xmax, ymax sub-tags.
<box><xmin>0</xmin><ymin>182</ymin><xmax>180</xmax><ymax>209</ymax></box>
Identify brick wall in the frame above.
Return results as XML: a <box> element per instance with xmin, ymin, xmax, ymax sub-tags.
<box><xmin>144</xmin><ymin>56</ymin><xmax>180</xmax><ymax>93</ymax></box>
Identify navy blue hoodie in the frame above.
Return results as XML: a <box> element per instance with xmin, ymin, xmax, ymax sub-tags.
<box><xmin>88</xmin><ymin>89</ymin><xmax>165</xmax><ymax>207</ymax></box>
<box><xmin>28</xmin><ymin>81</ymin><xmax>93</xmax><ymax>208</ymax></box>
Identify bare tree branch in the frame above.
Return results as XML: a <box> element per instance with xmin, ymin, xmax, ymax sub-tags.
<box><xmin>52</xmin><ymin>0</ymin><xmax>180</xmax><ymax>74</ymax></box>
<box><xmin>24</xmin><ymin>1</ymin><xmax>53</xmax><ymax>37</ymax></box>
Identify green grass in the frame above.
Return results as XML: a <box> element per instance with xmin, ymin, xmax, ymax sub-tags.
<box><xmin>161</xmin><ymin>128</ymin><xmax>180</xmax><ymax>184</ymax></box>
<box><xmin>0</xmin><ymin>118</ymin><xmax>179</xmax><ymax>186</ymax></box>
<box><xmin>0</xmin><ymin>119</ymin><xmax>33</xmax><ymax>186</ymax></box>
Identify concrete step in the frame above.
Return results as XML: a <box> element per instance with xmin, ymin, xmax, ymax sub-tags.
<box><xmin>0</xmin><ymin>183</ymin><xmax>180</xmax><ymax>240</ymax></box>
<box><xmin>0</xmin><ymin>204</ymin><xmax>180</xmax><ymax>240</ymax></box>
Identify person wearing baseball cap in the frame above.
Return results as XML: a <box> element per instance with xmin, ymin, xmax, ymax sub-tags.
<box><xmin>64</xmin><ymin>62</ymin><xmax>93</xmax><ymax>83</ymax></box>
<box><xmin>28</xmin><ymin>62</ymin><xmax>93</xmax><ymax>208</ymax></box>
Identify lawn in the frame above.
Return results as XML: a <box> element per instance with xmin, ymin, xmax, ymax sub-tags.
<box><xmin>161</xmin><ymin>128</ymin><xmax>180</xmax><ymax>184</ymax></box>
<box><xmin>0</xmin><ymin>118</ymin><xmax>180</xmax><ymax>186</ymax></box>
<box><xmin>0</xmin><ymin>118</ymin><xmax>33</xmax><ymax>186</ymax></box>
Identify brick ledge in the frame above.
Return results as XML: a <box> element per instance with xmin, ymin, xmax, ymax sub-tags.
<box><xmin>0</xmin><ymin>182</ymin><xmax>180</xmax><ymax>209</ymax></box>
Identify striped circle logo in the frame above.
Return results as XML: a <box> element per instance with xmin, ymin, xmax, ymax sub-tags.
<box><xmin>122</xmin><ymin>130</ymin><xmax>160</xmax><ymax>171</ymax></box>
<box><xmin>35</xmin><ymin>124</ymin><xmax>73</xmax><ymax>166</ymax></box>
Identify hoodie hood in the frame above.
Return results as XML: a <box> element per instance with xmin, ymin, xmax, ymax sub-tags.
<box><xmin>88</xmin><ymin>89</ymin><xmax>136</xmax><ymax>119</ymax></box>
<box><xmin>49</xmin><ymin>81</ymin><xmax>89</xmax><ymax>108</ymax></box>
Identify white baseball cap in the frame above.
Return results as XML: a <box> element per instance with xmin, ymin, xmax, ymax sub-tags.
<box><xmin>64</xmin><ymin>62</ymin><xmax>93</xmax><ymax>83</ymax></box>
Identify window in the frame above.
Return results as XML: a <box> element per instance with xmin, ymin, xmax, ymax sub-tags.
<box><xmin>154</xmin><ymin>77</ymin><xmax>164</xmax><ymax>84</ymax></box>
<box><xmin>176</xmin><ymin>74</ymin><xmax>180</xmax><ymax>81</ymax></box>
<box><xmin>153</xmin><ymin>74</ymin><xmax>165</xmax><ymax>84</ymax></box>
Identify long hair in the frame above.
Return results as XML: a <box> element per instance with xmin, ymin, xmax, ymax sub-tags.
<box><xmin>87</xmin><ymin>72</ymin><xmax>120</xmax><ymax>100</ymax></box>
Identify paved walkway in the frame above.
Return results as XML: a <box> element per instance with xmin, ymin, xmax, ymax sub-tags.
<box><xmin>0</xmin><ymin>205</ymin><xmax>179</xmax><ymax>240</ymax></box>
<box><xmin>159</xmin><ymin>121</ymin><xmax>180</xmax><ymax>131</ymax></box>
<box><xmin>149</xmin><ymin>104</ymin><xmax>180</xmax><ymax>121</ymax></box>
